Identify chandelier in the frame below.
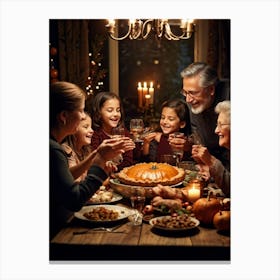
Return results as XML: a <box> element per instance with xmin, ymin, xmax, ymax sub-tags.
<box><xmin>106</xmin><ymin>19</ymin><xmax>195</xmax><ymax>41</ymax></box>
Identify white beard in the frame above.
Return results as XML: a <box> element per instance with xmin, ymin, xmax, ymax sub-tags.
<box><xmin>191</xmin><ymin>105</ymin><xmax>205</xmax><ymax>114</ymax></box>
<box><xmin>190</xmin><ymin>95</ymin><xmax>213</xmax><ymax>115</ymax></box>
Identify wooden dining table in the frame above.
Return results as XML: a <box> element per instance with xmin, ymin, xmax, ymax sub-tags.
<box><xmin>50</xmin><ymin>200</ymin><xmax>230</xmax><ymax>261</ymax></box>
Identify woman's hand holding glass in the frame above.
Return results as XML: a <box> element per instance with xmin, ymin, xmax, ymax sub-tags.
<box><xmin>95</xmin><ymin>138</ymin><xmax>126</xmax><ymax>161</ymax></box>
<box><xmin>91</xmin><ymin>138</ymin><xmax>127</xmax><ymax>172</ymax></box>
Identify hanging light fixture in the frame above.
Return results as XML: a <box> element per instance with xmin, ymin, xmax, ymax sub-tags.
<box><xmin>106</xmin><ymin>19</ymin><xmax>195</xmax><ymax>41</ymax></box>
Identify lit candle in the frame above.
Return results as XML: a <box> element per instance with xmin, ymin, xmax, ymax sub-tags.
<box><xmin>137</xmin><ymin>82</ymin><xmax>143</xmax><ymax>108</ymax></box>
<box><xmin>143</xmin><ymin>82</ymin><xmax>148</xmax><ymax>107</ymax></box>
<box><xmin>143</xmin><ymin>82</ymin><xmax>148</xmax><ymax>95</ymax></box>
<box><xmin>188</xmin><ymin>186</ymin><xmax>201</xmax><ymax>203</ymax></box>
<box><xmin>145</xmin><ymin>93</ymin><xmax>151</xmax><ymax>108</ymax></box>
<box><xmin>148</xmin><ymin>81</ymin><xmax>154</xmax><ymax>105</ymax></box>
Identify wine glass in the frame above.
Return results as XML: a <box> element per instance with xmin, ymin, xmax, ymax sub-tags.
<box><xmin>170</xmin><ymin>132</ymin><xmax>185</xmax><ymax>166</ymax></box>
<box><xmin>188</xmin><ymin>130</ymin><xmax>203</xmax><ymax>146</ymax></box>
<box><xmin>130</xmin><ymin>119</ymin><xmax>144</xmax><ymax>143</ymax></box>
<box><xmin>188</xmin><ymin>130</ymin><xmax>204</xmax><ymax>165</ymax></box>
<box><xmin>111</xmin><ymin>125</ymin><xmax>125</xmax><ymax>165</ymax></box>
<box><xmin>111</xmin><ymin>125</ymin><xmax>125</xmax><ymax>138</ymax></box>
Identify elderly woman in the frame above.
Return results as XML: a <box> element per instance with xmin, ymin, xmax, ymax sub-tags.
<box><xmin>50</xmin><ymin>81</ymin><xmax>132</xmax><ymax>238</ymax></box>
<box><xmin>191</xmin><ymin>100</ymin><xmax>230</xmax><ymax>196</ymax></box>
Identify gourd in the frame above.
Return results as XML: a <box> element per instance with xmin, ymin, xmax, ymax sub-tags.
<box><xmin>192</xmin><ymin>195</ymin><xmax>220</xmax><ymax>225</ymax></box>
<box><xmin>213</xmin><ymin>210</ymin><xmax>230</xmax><ymax>231</ymax></box>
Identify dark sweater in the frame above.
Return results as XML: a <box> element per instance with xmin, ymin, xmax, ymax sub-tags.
<box><xmin>50</xmin><ymin>137</ymin><xmax>107</xmax><ymax>239</ymax></box>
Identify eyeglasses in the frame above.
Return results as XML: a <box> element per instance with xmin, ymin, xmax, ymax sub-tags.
<box><xmin>180</xmin><ymin>88</ymin><xmax>205</xmax><ymax>98</ymax></box>
<box><xmin>216</xmin><ymin>123</ymin><xmax>230</xmax><ymax>129</ymax></box>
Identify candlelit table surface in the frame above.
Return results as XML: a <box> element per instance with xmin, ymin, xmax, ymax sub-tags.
<box><xmin>50</xmin><ymin>200</ymin><xmax>230</xmax><ymax>261</ymax></box>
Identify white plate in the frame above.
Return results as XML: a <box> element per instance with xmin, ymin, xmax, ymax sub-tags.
<box><xmin>86</xmin><ymin>192</ymin><xmax>123</xmax><ymax>205</ymax></box>
<box><xmin>74</xmin><ymin>205</ymin><xmax>132</xmax><ymax>223</ymax></box>
<box><xmin>149</xmin><ymin>215</ymin><xmax>200</xmax><ymax>232</ymax></box>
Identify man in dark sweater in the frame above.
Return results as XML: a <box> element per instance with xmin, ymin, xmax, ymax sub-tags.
<box><xmin>180</xmin><ymin>62</ymin><xmax>230</xmax><ymax>169</ymax></box>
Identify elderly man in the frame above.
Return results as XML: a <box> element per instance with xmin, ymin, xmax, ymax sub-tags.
<box><xmin>179</xmin><ymin>62</ymin><xmax>230</xmax><ymax>169</ymax></box>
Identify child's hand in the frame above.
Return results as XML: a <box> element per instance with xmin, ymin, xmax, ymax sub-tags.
<box><xmin>143</xmin><ymin>132</ymin><xmax>157</xmax><ymax>144</ymax></box>
<box><xmin>96</xmin><ymin>138</ymin><xmax>126</xmax><ymax>161</ymax></box>
<box><xmin>122</xmin><ymin>137</ymin><xmax>136</xmax><ymax>152</ymax></box>
<box><xmin>168</xmin><ymin>133</ymin><xmax>186</xmax><ymax>151</ymax></box>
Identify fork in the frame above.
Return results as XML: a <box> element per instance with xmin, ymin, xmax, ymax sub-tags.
<box><xmin>73</xmin><ymin>224</ymin><xmax>124</xmax><ymax>235</ymax></box>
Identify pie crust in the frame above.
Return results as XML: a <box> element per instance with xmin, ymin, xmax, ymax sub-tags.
<box><xmin>117</xmin><ymin>162</ymin><xmax>185</xmax><ymax>187</ymax></box>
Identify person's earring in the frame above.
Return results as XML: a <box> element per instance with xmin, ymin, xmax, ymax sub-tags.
<box><xmin>63</xmin><ymin>119</ymin><xmax>66</xmax><ymax>125</ymax></box>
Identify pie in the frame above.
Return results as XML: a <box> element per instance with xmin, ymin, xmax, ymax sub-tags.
<box><xmin>117</xmin><ymin>162</ymin><xmax>185</xmax><ymax>187</ymax></box>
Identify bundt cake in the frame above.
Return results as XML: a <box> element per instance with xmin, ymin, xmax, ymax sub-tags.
<box><xmin>117</xmin><ymin>162</ymin><xmax>185</xmax><ymax>187</ymax></box>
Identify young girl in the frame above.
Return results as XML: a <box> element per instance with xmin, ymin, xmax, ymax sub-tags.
<box><xmin>62</xmin><ymin>112</ymin><xmax>95</xmax><ymax>182</ymax></box>
<box><xmin>142</xmin><ymin>98</ymin><xmax>191</xmax><ymax>163</ymax></box>
<box><xmin>91</xmin><ymin>91</ymin><xmax>135</xmax><ymax>170</ymax></box>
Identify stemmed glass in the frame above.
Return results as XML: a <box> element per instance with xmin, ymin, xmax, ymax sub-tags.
<box><xmin>188</xmin><ymin>130</ymin><xmax>204</xmax><ymax>165</ymax></box>
<box><xmin>170</xmin><ymin>132</ymin><xmax>185</xmax><ymax>167</ymax></box>
<box><xmin>130</xmin><ymin>119</ymin><xmax>144</xmax><ymax>143</ymax></box>
<box><xmin>111</xmin><ymin>125</ymin><xmax>125</xmax><ymax>165</ymax></box>
<box><xmin>188</xmin><ymin>130</ymin><xmax>203</xmax><ymax>146</ymax></box>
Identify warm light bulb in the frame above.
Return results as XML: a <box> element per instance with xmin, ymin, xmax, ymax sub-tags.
<box><xmin>107</xmin><ymin>19</ymin><xmax>115</xmax><ymax>27</ymax></box>
<box><xmin>180</xmin><ymin>19</ymin><xmax>188</xmax><ymax>28</ymax></box>
<box><xmin>129</xmin><ymin>19</ymin><xmax>136</xmax><ymax>26</ymax></box>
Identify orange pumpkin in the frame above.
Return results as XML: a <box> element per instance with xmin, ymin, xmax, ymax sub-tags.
<box><xmin>213</xmin><ymin>210</ymin><xmax>230</xmax><ymax>231</ymax></box>
<box><xmin>192</xmin><ymin>196</ymin><xmax>220</xmax><ymax>225</ymax></box>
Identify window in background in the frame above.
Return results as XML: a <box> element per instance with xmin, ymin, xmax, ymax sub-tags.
<box><xmin>118</xmin><ymin>19</ymin><xmax>194</xmax><ymax>125</ymax></box>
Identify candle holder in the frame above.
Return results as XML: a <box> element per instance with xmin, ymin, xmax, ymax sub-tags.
<box><xmin>184</xmin><ymin>179</ymin><xmax>203</xmax><ymax>203</ymax></box>
<box><xmin>137</xmin><ymin>81</ymin><xmax>154</xmax><ymax>110</ymax></box>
